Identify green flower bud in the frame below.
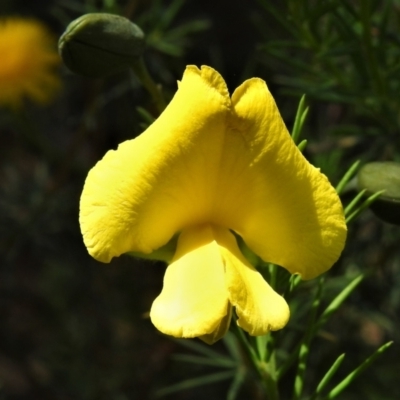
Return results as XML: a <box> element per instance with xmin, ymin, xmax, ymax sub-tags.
<box><xmin>58</xmin><ymin>13</ymin><xmax>145</xmax><ymax>78</ymax></box>
<box><xmin>358</xmin><ymin>162</ymin><xmax>400</xmax><ymax>225</ymax></box>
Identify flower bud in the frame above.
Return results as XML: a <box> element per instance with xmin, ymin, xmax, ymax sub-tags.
<box><xmin>357</xmin><ymin>162</ymin><xmax>400</xmax><ymax>225</ymax></box>
<box><xmin>58</xmin><ymin>13</ymin><xmax>145</xmax><ymax>78</ymax></box>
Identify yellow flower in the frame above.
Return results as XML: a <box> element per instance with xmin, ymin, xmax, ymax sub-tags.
<box><xmin>80</xmin><ymin>66</ymin><xmax>347</xmax><ymax>344</ymax></box>
<box><xmin>0</xmin><ymin>17</ymin><xmax>61</xmax><ymax>108</ymax></box>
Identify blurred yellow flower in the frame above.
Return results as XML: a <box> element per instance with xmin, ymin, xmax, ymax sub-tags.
<box><xmin>80</xmin><ymin>66</ymin><xmax>347</xmax><ymax>344</ymax></box>
<box><xmin>0</xmin><ymin>17</ymin><xmax>61</xmax><ymax>108</ymax></box>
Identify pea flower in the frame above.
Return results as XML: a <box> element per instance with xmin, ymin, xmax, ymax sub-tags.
<box><xmin>0</xmin><ymin>17</ymin><xmax>61</xmax><ymax>108</ymax></box>
<box><xmin>80</xmin><ymin>66</ymin><xmax>346</xmax><ymax>344</ymax></box>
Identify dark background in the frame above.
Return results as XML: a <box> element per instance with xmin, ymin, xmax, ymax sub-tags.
<box><xmin>1</xmin><ymin>1</ymin><xmax>399</xmax><ymax>399</ymax></box>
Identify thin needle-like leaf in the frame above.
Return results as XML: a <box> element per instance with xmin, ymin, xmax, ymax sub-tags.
<box><xmin>227</xmin><ymin>367</ymin><xmax>247</xmax><ymax>400</ymax></box>
<box><xmin>324</xmin><ymin>342</ymin><xmax>393</xmax><ymax>399</ymax></box>
<box><xmin>335</xmin><ymin>160</ymin><xmax>361</xmax><ymax>195</ymax></box>
<box><xmin>136</xmin><ymin>106</ymin><xmax>155</xmax><ymax>124</ymax></box>
<box><xmin>297</xmin><ymin>139</ymin><xmax>308</xmax><ymax>152</ymax></box>
<box><xmin>172</xmin><ymin>338</ymin><xmax>228</xmax><ymax>359</ymax></box>
<box><xmin>172</xmin><ymin>354</ymin><xmax>237</xmax><ymax>368</ymax></box>
<box><xmin>344</xmin><ymin>189</ymin><xmax>367</xmax><ymax>216</ymax></box>
<box><xmin>315</xmin><ymin>274</ymin><xmax>363</xmax><ymax>332</ymax></box>
<box><xmin>291</xmin><ymin>95</ymin><xmax>307</xmax><ymax>144</ymax></box>
<box><xmin>223</xmin><ymin>331</ymin><xmax>243</xmax><ymax>362</ymax></box>
<box><xmin>155</xmin><ymin>0</ymin><xmax>185</xmax><ymax>30</ymax></box>
<box><xmin>154</xmin><ymin>370</ymin><xmax>236</xmax><ymax>398</ymax></box>
<box><xmin>292</xmin><ymin>277</ymin><xmax>325</xmax><ymax>400</ymax></box>
<box><xmin>313</xmin><ymin>354</ymin><xmax>346</xmax><ymax>398</ymax></box>
<box><xmin>345</xmin><ymin>191</ymin><xmax>384</xmax><ymax>224</ymax></box>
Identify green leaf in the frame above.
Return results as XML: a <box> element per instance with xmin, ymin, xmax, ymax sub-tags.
<box><xmin>148</xmin><ymin>37</ymin><xmax>183</xmax><ymax>56</ymax></box>
<box><xmin>227</xmin><ymin>367</ymin><xmax>247</xmax><ymax>400</ymax></box>
<box><xmin>335</xmin><ymin>160</ymin><xmax>360</xmax><ymax>195</ymax></box>
<box><xmin>155</xmin><ymin>0</ymin><xmax>186</xmax><ymax>31</ymax></box>
<box><xmin>256</xmin><ymin>0</ymin><xmax>297</xmax><ymax>35</ymax></box>
<box><xmin>172</xmin><ymin>354</ymin><xmax>237</xmax><ymax>368</ymax></box>
<box><xmin>281</xmin><ymin>274</ymin><xmax>363</xmax><ymax>385</ymax></box>
<box><xmin>172</xmin><ymin>338</ymin><xmax>228</xmax><ymax>359</ymax></box>
<box><xmin>230</xmin><ymin>315</ymin><xmax>259</xmax><ymax>366</ymax></box>
<box><xmin>345</xmin><ymin>190</ymin><xmax>384</xmax><ymax>224</ymax></box>
<box><xmin>315</xmin><ymin>274</ymin><xmax>363</xmax><ymax>332</ymax></box>
<box><xmin>344</xmin><ymin>189</ymin><xmax>367</xmax><ymax>216</ymax></box>
<box><xmin>136</xmin><ymin>106</ymin><xmax>155</xmax><ymax>125</ymax></box>
<box><xmin>154</xmin><ymin>370</ymin><xmax>236</xmax><ymax>397</ymax></box>
<box><xmin>291</xmin><ymin>95</ymin><xmax>308</xmax><ymax>144</ymax></box>
<box><xmin>165</xmin><ymin>20</ymin><xmax>211</xmax><ymax>41</ymax></box>
<box><xmin>324</xmin><ymin>342</ymin><xmax>393</xmax><ymax>399</ymax></box>
<box><xmin>259</xmin><ymin>48</ymin><xmax>313</xmax><ymax>74</ymax></box>
<box><xmin>286</xmin><ymin>274</ymin><xmax>302</xmax><ymax>297</ymax></box>
<box><xmin>297</xmin><ymin>139</ymin><xmax>308</xmax><ymax>152</ymax></box>
<box><xmin>223</xmin><ymin>331</ymin><xmax>243</xmax><ymax>362</ymax></box>
<box><xmin>314</xmin><ymin>353</ymin><xmax>346</xmax><ymax>397</ymax></box>
<box><xmin>292</xmin><ymin>277</ymin><xmax>325</xmax><ymax>400</ymax></box>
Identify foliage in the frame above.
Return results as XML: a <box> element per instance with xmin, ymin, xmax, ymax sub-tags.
<box><xmin>1</xmin><ymin>1</ymin><xmax>399</xmax><ymax>399</ymax></box>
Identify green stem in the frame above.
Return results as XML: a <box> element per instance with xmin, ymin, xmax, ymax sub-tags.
<box><xmin>292</xmin><ymin>276</ymin><xmax>325</xmax><ymax>400</ymax></box>
<box><xmin>269</xmin><ymin>263</ymin><xmax>278</xmax><ymax>289</ymax></box>
<box><xmin>264</xmin><ymin>333</ymin><xmax>280</xmax><ymax>400</ymax></box>
<box><xmin>231</xmin><ymin>317</ymin><xmax>279</xmax><ymax>400</ymax></box>
<box><xmin>130</xmin><ymin>57</ymin><xmax>167</xmax><ymax>114</ymax></box>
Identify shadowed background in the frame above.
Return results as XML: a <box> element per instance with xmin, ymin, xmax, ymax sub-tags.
<box><xmin>1</xmin><ymin>0</ymin><xmax>399</xmax><ymax>399</ymax></box>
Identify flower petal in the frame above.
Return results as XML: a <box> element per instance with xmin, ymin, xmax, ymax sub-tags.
<box><xmin>213</xmin><ymin>227</ymin><xmax>290</xmax><ymax>335</ymax></box>
<box><xmin>80</xmin><ymin>65</ymin><xmax>346</xmax><ymax>281</ymax></box>
<box><xmin>80</xmin><ymin>65</ymin><xmax>231</xmax><ymax>262</ymax></box>
<box><xmin>216</xmin><ymin>78</ymin><xmax>347</xmax><ymax>279</ymax></box>
<box><xmin>199</xmin><ymin>303</ymin><xmax>232</xmax><ymax>345</ymax></box>
<box><xmin>150</xmin><ymin>224</ymin><xmax>230</xmax><ymax>339</ymax></box>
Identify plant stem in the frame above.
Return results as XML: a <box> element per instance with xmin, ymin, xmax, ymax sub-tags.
<box><xmin>130</xmin><ymin>58</ymin><xmax>167</xmax><ymax>114</ymax></box>
<box><xmin>231</xmin><ymin>317</ymin><xmax>280</xmax><ymax>400</ymax></box>
<box><xmin>292</xmin><ymin>276</ymin><xmax>325</xmax><ymax>400</ymax></box>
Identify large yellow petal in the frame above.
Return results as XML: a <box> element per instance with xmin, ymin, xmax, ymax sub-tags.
<box><xmin>150</xmin><ymin>225</ymin><xmax>229</xmax><ymax>339</ymax></box>
<box><xmin>80</xmin><ymin>65</ymin><xmax>231</xmax><ymax>262</ymax></box>
<box><xmin>212</xmin><ymin>79</ymin><xmax>347</xmax><ymax>279</ymax></box>
<box><xmin>213</xmin><ymin>227</ymin><xmax>290</xmax><ymax>335</ymax></box>
<box><xmin>80</xmin><ymin>65</ymin><xmax>346</xmax><ymax>281</ymax></box>
<box><xmin>199</xmin><ymin>303</ymin><xmax>232</xmax><ymax>345</ymax></box>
